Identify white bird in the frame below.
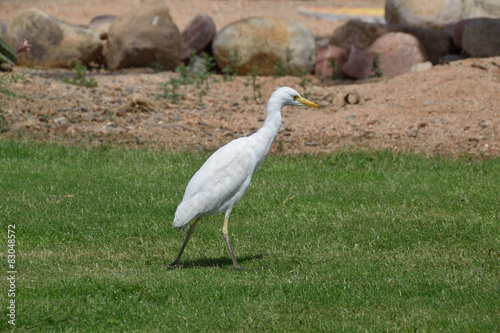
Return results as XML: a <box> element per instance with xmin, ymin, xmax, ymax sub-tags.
<box><xmin>169</xmin><ymin>87</ymin><xmax>319</xmax><ymax>270</ymax></box>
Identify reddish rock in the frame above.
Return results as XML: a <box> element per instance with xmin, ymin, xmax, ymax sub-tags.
<box><xmin>180</xmin><ymin>14</ymin><xmax>216</xmax><ymax>62</ymax></box>
<box><xmin>342</xmin><ymin>32</ymin><xmax>427</xmax><ymax>80</ymax></box>
<box><xmin>314</xmin><ymin>45</ymin><xmax>347</xmax><ymax>78</ymax></box>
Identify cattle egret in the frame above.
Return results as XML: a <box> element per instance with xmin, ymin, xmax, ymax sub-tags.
<box><xmin>169</xmin><ymin>87</ymin><xmax>319</xmax><ymax>270</ymax></box>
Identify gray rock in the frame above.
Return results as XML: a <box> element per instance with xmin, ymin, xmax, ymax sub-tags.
<box><xmin>212</xmin><ymin>16</ymin><xmax>315</xmax><ymax>75</ymax></box>
<box><xmin>452</xmin><ymin>18</ymin><xmax>483</xmax><ymax>49</ymax></box>
<box><xmin>104</xmin><ymin>5</ymin><xmax>180</xmax><ymax>70</ymax></box>
<box><xmin>342</xmin><ymin>32</ymin><xmax>427</xmax><ymax>79</ymax></box>
<box><xmin>462</xmin><ymin>18</ymin><xmax>500</xmax><ymax>57</ymax></box>
<box><xmin>385</xmin><ymin>0</ymin><xmax>462</xmax><ymax>30</ymax></box>
<box><xmin>180</xmin><ymin>14</ymin><xmax>216</xmax><ymax>62</ymax></box>
<box><xmin>6</xmin><ymin>8</ymin><xmax>102</xmax><ymax>68</ymax></box>
<box><xmin>440</xmin><ymin>53</ymin><xmax>469</xmax><ymax>63</ymax></box>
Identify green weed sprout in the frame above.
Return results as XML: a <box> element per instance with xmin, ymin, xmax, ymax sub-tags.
<box><xmin>62</xmin><ymin>61</ymin><xmax>97</xmax><ymax>87</ymax></box>
<box><xmin>222</xmin><ymin>50</ymin><xmax>242</xmax><ymax>81</ymax></box>
<box><xmin>157</xmin><ymin>77</ymin><xmax>185</xmax><ymax>103</ymax></box>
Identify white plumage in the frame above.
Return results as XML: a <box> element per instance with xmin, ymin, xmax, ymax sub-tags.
<box><xmin>169</xmin><ymin>87</ymin><xmax>319</xmax><ymax>270</ymax></box>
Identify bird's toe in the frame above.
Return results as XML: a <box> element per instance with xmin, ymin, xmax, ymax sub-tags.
<box><xmin>166</xmin><ymin>262</ymin><xmax>183</xmax><ymax>270</ymax></box>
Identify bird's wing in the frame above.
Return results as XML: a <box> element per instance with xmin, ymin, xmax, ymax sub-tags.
<box><xmin>175</xmin><ymin>138</ymin><xmax>256</xmax><ymax>225</ymax></box>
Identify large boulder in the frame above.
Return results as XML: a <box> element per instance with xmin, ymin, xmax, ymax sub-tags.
<box><xmin>104</xmin><ymin>5</ymin><xmax>180</xmax><ymax>70</ymax></box>
<box><xmin>462</xmin><ymin>18</ymin><xmax>500</xmax><ymax>57</ymax></box>
<box><xmin>342</xmin><ymin>32</ymin><xmax>427</xmax><ymax>80</ymax></box>
<box><xmin>212</xmin><ymin>16</ymin><xmax>315</xmax><ymax>75</ymax></box>
<box><xmin>462</xmin><ymin>0</ymin><xmax>500</xmax><ymax>19</ymax></box>
<box><xmin>180</xmin><ymin>14</ymin><xmax>216</xmax><ymax>62</ymax></box>
<box><xmin>331</xmin><ymin>20</ymin><xmax>453</xmax><ymax>65</ymax></box>
<box><xmin>385</xmin><ymin>0</ymin><xmax>462</xmax><ymax>30</ymax></box>
<box><xmin>6</xmin><ymin>8</ymin><xmax>102</xmax><ymax>68</ymax></box>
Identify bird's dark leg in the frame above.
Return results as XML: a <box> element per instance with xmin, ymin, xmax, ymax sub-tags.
<box><xmin>222</xmin><ymin>218</ymin><xmax>244</xmax><ymax>270</ymax></box>
<box><xmin>168</xmin><ymin>218</ymin><xmax>199</xmax><ymax>270</ymax></box>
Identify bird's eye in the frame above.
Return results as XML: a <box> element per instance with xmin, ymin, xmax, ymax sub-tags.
<box><xmin>292</xmin><ymin>95</ymin><xmax>299</xmax><ymax>100</ymax></box>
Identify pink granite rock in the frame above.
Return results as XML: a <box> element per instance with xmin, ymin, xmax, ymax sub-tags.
<box><xmin>314</xmin><ymin>45</ymin><xmax>347</xmax><ymax>78</ymax></box>
<box><xmin>342</xmin><ymin>32</ymin><xmax>427</xmax><ymax>80</ymax></box>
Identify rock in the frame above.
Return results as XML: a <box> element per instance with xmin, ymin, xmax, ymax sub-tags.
<box><xmin>342</xmin><ymin>32</ymin><xmax>427</xmax><ymax>80</ymax></box>
<box><xmin>480</xmin><ymin>119</ymin><xmax>492</xmax><ymax>129</ymax></box>
<box><xmin>331</xmin><ymin>20</ymin><xmax>453</xmax><ymax>65</ymax></box>
<box><xmin>104</xmin><ymin>5</ymin><xmax>180</xmax><ymax>70</ymax></box>
<box><xmin>6</xmin><ymin>8</ymin><xmax>102</xmax><ymax>68</ymax></box>
<box><xmin>212</xmin><ymin>16</ymin><xmax>315</xmax><ymax>75</ymax></box>
<box><xmin>462</xmin><ymin>0</ymin><xmax>500</xmax><ymax>19</ymax></box>
<box><xmin>462</xmin><ymin>18</ymin><xmax>500</xmax><ymax>57</ymax></box>
<box><xmin>453</xmin><ymin>18</ymin><xmax>488</xmax><ymax>49</ymax></box>
<box><xmin>53</xmin><ymin>116</ymin><xmax>69</xmax><ymax>126</ymax></box>
<box><xmin>411</xmin><ymin>61</ymin><xmax>433</xmax><ymax>72</ymax></box>
<box><xmin>385</xmin><ymin>0</ymin><xmax>462</xmax><ymax>30</ymax></box>
<box><xmin>330</xmin><ymin>20</ymin><xmax>390</xmax><ymax>51</ymax></box>
<box><xmin>442</xmin><ymin>23</ymin><xmax>455</xmax><ymax>39</ymax></box>
<box><xmin>88</xmin><ymin>15</ymin><xmax>118</xmax><ymax>40</ymax></box>
<box><xmin>180</xmin><ymin>14</ymin><xmax>216</xmax><ymax>62</ymax></box>
<box><xmin>452</xmin><ymin>19</ymin><xmax>477</xmax><ymax>49</ymax></box>
<box><xmin>314</xmin><ymin>45</ymin><xmax>347</xmax><ymax>78</ymax></box>
<box><xmin>440</xmin><ymin>53</ymin><xmax>469</xmax><ymax>63</ymax></box>
<box><xmin>390</xmin><ymin>25</ymin><xmax>454</xmax><ymax>64</ymax></box>
<box><xmin>341</xmin><ymin>46</ymin><xmax>376</xmax><ymax>80</ymax></box>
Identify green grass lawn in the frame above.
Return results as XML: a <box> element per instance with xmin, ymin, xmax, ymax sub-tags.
<box><xmin>0</xmin><ymin>140</ymin><xmax>499</xmax><ymax>332</ymax></box>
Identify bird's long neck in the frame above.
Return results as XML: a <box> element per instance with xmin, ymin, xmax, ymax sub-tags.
<box><xmin>251</xmin><ymin>94</ymin><xmax>283</xmax><ymax>160</ymax></box>
<box><xmin>262</xmin><ymin>99</ymin><xmax>282</xmax><ymax>137</ymax></box>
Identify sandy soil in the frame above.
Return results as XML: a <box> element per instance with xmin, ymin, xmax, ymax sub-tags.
<box><xmin>1</xmin><ymin>0</ymin><xmax>499</xmax><ymax>157</ymax></box>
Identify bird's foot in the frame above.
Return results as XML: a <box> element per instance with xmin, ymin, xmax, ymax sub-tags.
<box><xmin>166</xmin><ymin>262</ymin><xmax>183</xmax><ymax>270</ymax></box>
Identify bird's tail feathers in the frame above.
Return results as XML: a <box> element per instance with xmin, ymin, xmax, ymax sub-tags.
<box><xmin>172</xmin><ymin>201</ymin><xmax>199</xmax><ymax>233</ymax></box>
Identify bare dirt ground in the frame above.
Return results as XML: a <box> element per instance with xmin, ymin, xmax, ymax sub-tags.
<box><xmin>1</xmin><ymin>0</ymin><xmax>499</xmax><ymax>157</ymax></box>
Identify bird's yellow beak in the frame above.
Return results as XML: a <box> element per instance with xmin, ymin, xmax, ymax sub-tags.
<box><xmin>297</xmin><ymin>96</ymin><xmax>320</xmax><ymax>108</ymax></box>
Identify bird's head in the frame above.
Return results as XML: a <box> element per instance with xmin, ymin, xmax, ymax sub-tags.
<box><xmin>274</xmin><ymin>87</ymin><xmax>320</xmax><ymax>108</ymax></box>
